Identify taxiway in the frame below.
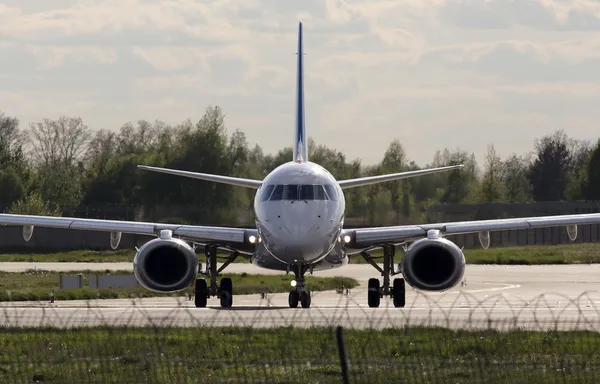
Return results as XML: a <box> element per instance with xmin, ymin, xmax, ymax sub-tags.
<box><xmin>0</xmin><ymin>263</ymin><xmax>599</xmax><ymax>330</ymax></box>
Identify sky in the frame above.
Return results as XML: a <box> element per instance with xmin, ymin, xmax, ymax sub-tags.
<box><xmin>1</xmin><ymin>0</ymin><xmax>600</xmax><ymax>167</ymax></box>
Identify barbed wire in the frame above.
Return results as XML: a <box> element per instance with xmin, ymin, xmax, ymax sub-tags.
<box><xmin>0</xmin><ymin>290</ymin><xmax>600</xmax><ymax>383</ymax></box>
<box><xmin>2</xmin><ymin>289</ymin><xmax>600</xmax><ymax>329</ymax></box>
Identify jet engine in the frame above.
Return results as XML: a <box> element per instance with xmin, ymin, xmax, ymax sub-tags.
<box><xmin>401</xmin><ymin>232</ymin><xmax>465</xmax><ymax>291</ymax></box>
<box><xmin>133</xmin><ymin>230</ymin><xmax>199</xmax><ymax>292</ymax></box>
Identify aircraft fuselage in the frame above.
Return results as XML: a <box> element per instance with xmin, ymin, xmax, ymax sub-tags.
<box><xmin>252</xmin><ymin>161</ymin><xmax>348</xmax><ymax>271</ymax></box>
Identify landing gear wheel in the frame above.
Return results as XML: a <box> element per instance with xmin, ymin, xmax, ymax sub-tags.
<box><xmin>219</xmin><ymin>277</ymin><xmax>233</xmax><ymax>308</ymax></box>
<box><xmin>392</xmin><ymin>278</ymin><xmax>405</xmax><ymax>308</ymax></box>
<box><xmin>368</xmin><ymin>278</ymin><xmax>381</xmax><ymax>308</ymax></box>
<box><xmin>300</xmin><ymin>290</ymin><xmax>311</xmax><ymax>308</ymax></box>
<box><xmin>289</xmin><ymin>290</ymin><xmax>299</xmax><ymax>308</ymax></box>
<box><xmin>194</xmin><ymin>278</ymin><xmax>208</xmax><ymax>308</ymax></box>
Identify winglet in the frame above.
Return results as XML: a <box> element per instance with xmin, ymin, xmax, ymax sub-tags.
<box><xmin>293</xmin><ymin>21</ymin><xmax>307</xmax><ymax>163</ymax></box>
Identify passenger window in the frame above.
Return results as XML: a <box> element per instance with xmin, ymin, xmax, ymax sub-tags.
<box><xmin>270</xmin><ymin>185</ymin><xmax>284</xmax><ymax>200</ymax></box>
<box><xmin>260</xmin><ymin>185</ymin><xmax>275</xmax><ymax>202</ymax></box>
<box><xmin>300</xmin><ymin>185</ymin><xmax>314</xmax><ymax>200</ymax></box>
<box><xmin>324</xmin><ymin>185</ymin><xmax>337</xmax><ymax>201</ymax></box>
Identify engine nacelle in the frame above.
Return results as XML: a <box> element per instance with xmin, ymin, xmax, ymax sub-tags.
<box><xmin>133</xmin><ymin>234</ymin><xmax>198</xmax><ymax>293</ymax></box>
<box><xmin>401</xmin><ymin>237</ymin><xmax>465</xmax><ymax>291</ymax></box>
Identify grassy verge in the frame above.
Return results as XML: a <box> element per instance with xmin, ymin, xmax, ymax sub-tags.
<box><xmin>1</xmin><ymin>326</ymin><xmax>599</xmax><ymax>383</ymax></box>
<box><xmin>0</xmin><ymin>248</ymin><xmax>252</xmax><ymax>263</ymax></box>
<box><xmin>0</xmin><ymin>270</ymin><xmax>358</xmax><ymax>302</ymax></box>
<box><xmin>3</xmin><ymin>242</ymin><xmax>600</xmax><ymax>265</ymax></box>
<box><xmin>355</xmin><ymin>242</ymin><xmax>600</xmax><ymax>265</ymax></box>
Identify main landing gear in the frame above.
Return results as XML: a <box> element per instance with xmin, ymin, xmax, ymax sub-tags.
<box><xmin>288</xmin><ymin>264</ymin><xmax>312</xmax><ymax>309</ymax></box>
<box><xmin>194</xmin><ymin>245</ymin><xmax>239</xmax><ymax>308</ymax></box>
<box><xmin>361</xmin><ymin>245</ymin><xmax>405</xmax><ymax>308</ymax></box>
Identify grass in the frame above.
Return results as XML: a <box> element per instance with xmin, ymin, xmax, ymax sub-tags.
<box><xmin>5</xmin><ymin>242</ymin><xmax>600</xmax><ymax>265</ymax></box>
<box><xmin>0</xmin><ymin>325</ymin><xmax>599</xmax><ymax>383</ymax></box>
<box><xmin>0</xmin><ymin>269</ymin><xmax>359</xmax><ymax>302</ymax></box>
<box><xmin>353</xmin><ymin>242</ymin><xmax>600</xmax><ymax>265</ymax></box>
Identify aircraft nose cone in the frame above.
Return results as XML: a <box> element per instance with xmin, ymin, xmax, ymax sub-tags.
<box><xmin>284</xmin><ymin>219</ymin><xmax>315</xmax><ymax>239</ymax></box>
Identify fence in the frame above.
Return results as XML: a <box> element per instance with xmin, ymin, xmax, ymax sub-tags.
<box><xmin>0</xmin><ymin>291</ymin><xmax>600</xmax><ymax>382</ymax></box>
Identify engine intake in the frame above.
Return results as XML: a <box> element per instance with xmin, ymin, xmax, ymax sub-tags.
<box><xmin>401</xmin><ymin>237</ymin><xmax>465</xmax><ymax>291</ymax></box>
<box><xmin>133</xmin><ymin>236</ymin><xmax>198</xmax><ymax>292</ymax></box>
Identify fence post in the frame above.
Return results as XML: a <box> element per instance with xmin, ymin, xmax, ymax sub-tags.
<box><xmin>336</xmin><ymin>326</ymin><xmax>350</xmax><ymax>384</ymax></box>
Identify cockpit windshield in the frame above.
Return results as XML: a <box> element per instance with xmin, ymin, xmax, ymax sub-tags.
<box><xmin>259</xmin><ymin>184</ymin><xmax>336</xmax><ymax>201</ymax></box>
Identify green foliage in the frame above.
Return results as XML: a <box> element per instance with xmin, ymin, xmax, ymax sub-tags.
<box><xmin>351</xmin><ymin>242</ymin><xmax>600</xmax><ymax>265</ymax></box>
<box><xmin>2</xmin><ymin>326</ymin><xmax>600</xmax><ymax>383</ymax></box>
<box><xmin>8</xmin><ymin>192</ymin><xmax>61</xmax><ymax>216</ymax></box>
<box><xmin>0</xmin><ymin>108</ymin><xmax>598</xmax><ymax>227</ymax></box>
<box><xmin>478</xmin><ymin>144</ymin><xmax>506</xmax><ymax>203</ymax></box>
<box><xmin>0</xmin><ymin>269</ymin><xmax>358</xmax><ymax>301</ymax></box>
<box><xmin>583</xmin><ymin>138</ymin><xmax>600</xmax><ymax>200</ymax></box>
<box><xmin>5</xmin><ymin>242</ymin><xmax>600</xmax><ymax>265</ymax></box>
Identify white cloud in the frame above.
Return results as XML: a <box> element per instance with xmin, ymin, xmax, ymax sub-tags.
<box><xmin>26</xmin><ymin>46</ymin><xmax>118</xmax><ymax>69</ymax></box>
<box><xmin>0</xmin><ymin>0</ymin><xmax>599</xmax><ymax>167</ymax></box>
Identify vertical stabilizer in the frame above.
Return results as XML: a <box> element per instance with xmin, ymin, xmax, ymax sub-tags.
<box><xmin>293</xmin><ymin>21</ymin><xmax>308</xmax><ymax>163</ymax></box>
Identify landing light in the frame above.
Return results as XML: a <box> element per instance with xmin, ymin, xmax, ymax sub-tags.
<box><xmin>291</xmin><ymin>280</ymin><xmax>297</xmax><ymax>287</ymax></box>
<box><xmin>249</xmin><ymin>235</ymin><xmax>257</xmax><ymax>244</ymax></box>
<box><xmin>343</xmin><ymin>235</ymin><xmax>351</xmax><ymax>244</ymax></box>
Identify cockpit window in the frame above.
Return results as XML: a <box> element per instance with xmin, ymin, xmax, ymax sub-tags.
<box><xmin>284</xmin><ymin>185</ymin><xmax>299</xmax><ymax>200</ymax></box>
<box><xmin>323</xmin><ymin>184</ymin><xmax>338</xmax><ymax>201</ymax></box>
<box><xmin>314</xmin><ymin>185</ymin><xmax>327</xmax><ymax>200</ymax></box>
<box><xmin>259</xmin><ymin>184</ymin><xmax>275</xmax><ymax>202</ymax></box>
<box><xmin>265</xmin><ymin>184</ymin><xmax>331</xmax><ymax>201</ymax></box>
<box><xmin>300</xmin><ymin>184</ymin><xmax>314</xmax><ymax>200</ymax></box>
<box><xmin>270</xmin><ymin>185</ymin><xmax>284</xmax><ymax>200</ymax></box>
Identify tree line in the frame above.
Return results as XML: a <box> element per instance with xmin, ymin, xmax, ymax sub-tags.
<box><xmin>1</xmin><ymin>106</ymin><xmax>600</xmax><ymax>226</ymax></box>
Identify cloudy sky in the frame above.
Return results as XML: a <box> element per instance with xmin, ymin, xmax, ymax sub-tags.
<box><xmin>1</xmin><ymin>0</ymin><xmax>600</xmax><ymax>166</ymax></box>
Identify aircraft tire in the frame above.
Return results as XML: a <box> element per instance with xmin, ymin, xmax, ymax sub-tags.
<box><xmin>392</xmin><ymin>278</ymin><xmax>405</xmax><ymax>308</ymax></box>
<box><xmin>368</xmin><ymin>278</ymin><xmax>380</xmax><ymax>308</ymax></box>
<box><xmin>289</xmin><ymin>290</ymin><xmax>299</xmax><ymax>308</ymax></box>
<box><xmin>300</xmin><ymin>290</ymin><xmax>311</xmax><ymax>308</ymax></box>
<box><xmin>219</xmin><ymin>277</ymin><xmax>233</xmax><ymax>308</ymax></box>
<box><xmin>195</xmin><ymin>278</ymin><xmax>208</xmax><ymax>308</ymax></box>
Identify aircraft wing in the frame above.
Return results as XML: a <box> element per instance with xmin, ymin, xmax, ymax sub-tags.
<box><xmin>137</xmin><ymin>165</ymin><xmax>263</xmax><ymax>189</ymax></box>
<box><xmin>0</xmin><ymin>213</ymin><xmax>258</xmax><ymax>254</ymax></box>
<box><xmin>337</xmin><ymin>165</ymin><xmax>463</xmax><ymax>189</ymax></box>
<box><xmin>343</xmin><ymin>213</ymin><xmax>600</xmax><ymax>249</ymax></box>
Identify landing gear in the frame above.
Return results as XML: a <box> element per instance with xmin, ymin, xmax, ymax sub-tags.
<box><xmin>361</xmin><ymin>245</ymin><xmax>405</xmax><ymax>308</ymax></box>
<box><xmin>194</xmin><ymin>245</ymin><xmax>239</xmax><ymax>308</ymax></box>
<box><xmin>300</xmin><ymin>290</ymin><xmax>311</xmax><ymax>308</ymax></box>
<box><xmin>288</xmin><ymin>264</ymin><xmax>311</xmax><ymax>309</ymax></box>
<box><xmin>288</xmin><ymin>290</ymin><xmax>299</xmax><ymax>308</ymax></box>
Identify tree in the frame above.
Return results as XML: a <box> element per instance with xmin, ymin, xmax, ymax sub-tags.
<box><xmin>478</xmin><ymin>144</ymin><xmax>505</xmax><ymax>203</ymax></box>
<box><xmin>583</xmin><ymin>139</ymin><xmax>600</xmax><ymax>200</ymax></box>
<box><xmin>380</xmin><ymin>140</ymin><xmax>408</xmax><ymax>224</ymax></box>
<box><xmin>8</xmin><ymin>191</ymin><xmax>61</xmax><ymax>216</ymax></box>
<box><xmin>0</xmin><ymin>113</ymin><xmax>31</xmax><ymax>208</ymax></box>
<box><xmin>432</xmin><ymin>148</ymin><xmax>479</xmax><ymax>204</ymax></box>
<box><xmin>502</xmin><ymin>154</ymin><xmax>533</xmax><ymax>203</ymax></box>
<box><xmin>565</xmin><ymin>139</ymin><xmax>592</xmax><ymax>200</ymax></box>
<box><xmin>26</xmin><ymin>116</ymin><xmax>91</xmax><ymax>167</ymax></box>
<box><xmin>528</xmin><ymin>130</ymin><xmax>574</xmax><ymax>202</ymax></box>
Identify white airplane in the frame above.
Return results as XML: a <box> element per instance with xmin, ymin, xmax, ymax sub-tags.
<box><xmin>2</xmin><ymin>22</ymin><xmax>600</xmax><ymax>310</ymax></box>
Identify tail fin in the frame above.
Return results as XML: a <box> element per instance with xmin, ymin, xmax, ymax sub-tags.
<box><xmin>293</xmin><ymin>21</ymin><xmax>307</xmax><ymax>163</ymax></box>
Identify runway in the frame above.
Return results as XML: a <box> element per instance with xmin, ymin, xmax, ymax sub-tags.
<box><xmin>1</xmin><ymin>262</ymin><xmax>600</xmax><ymax>330</ymax></box>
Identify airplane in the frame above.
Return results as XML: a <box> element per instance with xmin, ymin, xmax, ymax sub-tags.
<box><xmin>2</xmin><ymin>22</ymin><xmax>600</xmax><ymax>310</ymax></box>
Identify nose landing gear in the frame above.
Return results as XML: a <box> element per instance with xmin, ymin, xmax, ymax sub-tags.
<box><xmin>288</xmin><ymin>264</ymin><xmax>311</xmax><ymax>308</ymax></box>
